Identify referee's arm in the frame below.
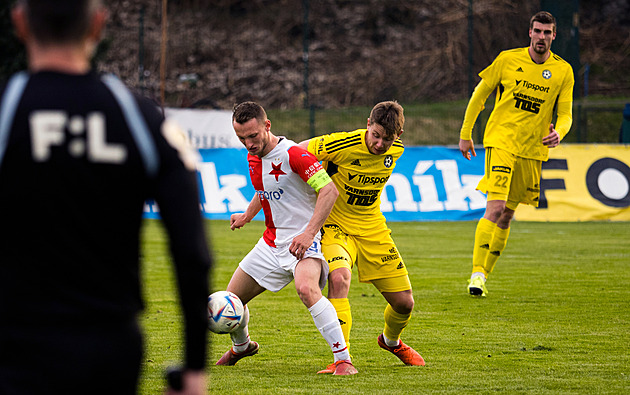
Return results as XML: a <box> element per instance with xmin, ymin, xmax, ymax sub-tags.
<box><xmin>152</xmin><ymin>121</ymin><xmax>212</xmax><ymax>372</ymax></box>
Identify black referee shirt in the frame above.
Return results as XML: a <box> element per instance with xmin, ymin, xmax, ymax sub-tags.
<box><xmin>0</xmin><ymin>71</ymin><xmax>211</xmax><ymax>370</ymax></box>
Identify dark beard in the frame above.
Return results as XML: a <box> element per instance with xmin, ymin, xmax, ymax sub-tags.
<box><xmin>533</xmin><ymin>43</ymin><xmax>547</xmax><ymax>54</ymax></box>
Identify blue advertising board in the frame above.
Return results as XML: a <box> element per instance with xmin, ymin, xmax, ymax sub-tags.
<box><xmin>144</xmin><ymin>146</ymin><xmax>486</xmax><ymax>221</ymax></box>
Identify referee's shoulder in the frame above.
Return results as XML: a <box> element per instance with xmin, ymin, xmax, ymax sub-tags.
<box><xmin>0</xmin><ymin>73</ymin><xmax>16</xmax><ymax>95</ymax></box>
<box><xmin>128</xmin><ymin>91</ymin><xmax>165</xmax><ymax>129</ymax></box>
<box><xmin>100</xmin><ymin>73</ymin><xmax>163</xmax><ymax>117</ymax></box>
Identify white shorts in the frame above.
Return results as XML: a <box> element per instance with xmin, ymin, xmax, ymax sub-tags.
<box><xmin>239</xmin><ymin>236</ymin><xmax>328</xmax><ymax>293</ymax></box>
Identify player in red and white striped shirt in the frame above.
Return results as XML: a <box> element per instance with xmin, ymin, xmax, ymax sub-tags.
<box><xmin>215</xmin><ymin>102</ymin><xmax>357</xmax><ymax>376</ymax></box>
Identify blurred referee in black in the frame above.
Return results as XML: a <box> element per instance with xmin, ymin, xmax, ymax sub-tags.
<box><xmin>0</xmin><ymin>1</ymin><xmax>211</xmax><ymax>394</ymax></box>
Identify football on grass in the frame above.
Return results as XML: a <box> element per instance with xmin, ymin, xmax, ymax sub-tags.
<box><xmin>207</xmin><ymin>291</ymin><xmax>244</xmax><ymax>334</ymax></box>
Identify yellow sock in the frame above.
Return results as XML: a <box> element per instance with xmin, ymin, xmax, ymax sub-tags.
<box><xmin>329</xmin><ymin>298</ymin><xmax>351</xmax><ymax>351</ymax></box>
<box><xmin>383</xmin><ymin>304</ymin><xmax>411</xmax><ymax>342</ymax></box>
<box><xmin>472</xmin><ymin>218</ymin><xmax>496</xmax><ymax>276</ymax></box>
<box><xmin>484</xmin><ymin>226</ymin><xmax>510</xmax><ymax>275</ymax></box>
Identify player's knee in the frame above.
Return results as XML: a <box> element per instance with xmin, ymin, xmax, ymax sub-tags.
<box><xmin>330</xmin><ymin>267</ymin><xmax>351</xmax><ymax>284</ymax></box>
<box><xmin>484</xmin><ymin>200</ymin><xmax>507</xmax><ymax>222</ymax></box>
<box><xmin>296</xmin><ymin>282</ymin><xmax>321</xmax><ymax>306</ymax></box>
<box><xmin>328</xmin><ymin>269</ymin><xmax>351</xmax><ymax>298</ymax></box>
<box><xmin>392</xmin><ymin>296</ymin><xmax>414</xmax><ymax>314</ymax></box>
<box><xmin>497</xmin><ymin>209</ymin><xmax>515</xmax><ymax>228</ymax></box>
<box><xmin>485</xmin><ymin>207</ymin><xmax>503</xmax><ymax>222</ymax></box>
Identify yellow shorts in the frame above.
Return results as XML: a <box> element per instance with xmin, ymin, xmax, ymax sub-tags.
<box><xmin>320</xmin><ymin>223</ymin><xmax>411</xmax><ymax>292</ymax></box>
<box><xmin>477</xmin><ymin>147</ymin><xmax>542</xmax><ymax>209</ymax></box>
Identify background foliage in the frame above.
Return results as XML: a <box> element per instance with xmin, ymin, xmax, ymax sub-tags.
<box><xmin>1</xmin><ymin>1</ymin><xmax>628</xmax><ymax>143</ymax></box>
<box><xmin>3</xmin><ymin>1</ymin><xmax>628</xmax><ymax>107</ymax></box>
<box><xmin>0</xmin><ymin>0</ymin><xmax>26</xmax><ymax>78</ymax></box>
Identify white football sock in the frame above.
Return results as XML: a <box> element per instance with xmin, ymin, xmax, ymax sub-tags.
<box><xmin>382</xmin><ymin>333</ymin><xmax>400</xmax><ymax>347</ymax></box>
<box><xmin>231</xmin><ymin>305</ymin><xmax>251</xmax><ymax>353</ymax></box>
<box><xmin>471</xmin><ymin>272</ymin><xmax>486</xmax><ymax>281</ymax></box>
<box><xmin>309</xmin><ymin>296</ymin><xmax>350</xmax><ymax>362</ymax></box>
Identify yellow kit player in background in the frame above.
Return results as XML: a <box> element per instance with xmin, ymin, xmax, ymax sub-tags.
<box><xmin>300</xmin><ymin>101</ymin><xmax>425</xmax><ymax>369</ymax></box>
<box><xmin>459</xmin><ymin>11</ymin><xmax>574</xmax><ymax>296</ymax></box>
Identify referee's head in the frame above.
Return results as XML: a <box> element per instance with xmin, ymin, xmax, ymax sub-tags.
<box><xmin>13</xmin><ymin>0</ymin><xmax>106</xmax><ymax>47</ymax></box>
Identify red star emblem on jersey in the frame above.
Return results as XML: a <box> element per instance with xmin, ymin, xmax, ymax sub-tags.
<box><xmin>269</xmin><ymin>162</ymin><xmax>286</xmax><ymax>181</ymax></box>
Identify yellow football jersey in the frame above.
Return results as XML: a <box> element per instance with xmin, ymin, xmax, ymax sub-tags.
<box><xmin>480</xmin><ymin>47</ymin><xmax>574</xmax><ymax>161</ymax></box>
<box><xmin>307</xmin><ymin>129</ymin><xmax>404</xmax><ymax>235</ymax></box>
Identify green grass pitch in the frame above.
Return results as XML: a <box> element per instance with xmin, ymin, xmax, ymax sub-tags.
<box><xmin>138</xmin><ymin>219</ymin><xmax>630</xmax><ymax>394</ymax></box>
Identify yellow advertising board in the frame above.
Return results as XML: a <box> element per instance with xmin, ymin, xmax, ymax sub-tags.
<box><xmin>515</xmin><ymin>144</ymin><xmax>630</xmax><ymax>221</ymax></box>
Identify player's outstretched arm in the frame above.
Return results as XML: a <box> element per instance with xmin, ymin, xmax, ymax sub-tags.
<box><xmin>230</xmin><ymin>194</ymin><xmax>262</xmax><ymax>230</ymax></box>
<box><xmin>289</xmin><ymin>181</ymin><xmax>338</xmax><ymax>260</ymax></box>
<box><xmin>153</xmin><ymin>136</ymin><xmax>211</xmax><ymax>377</ymax></box>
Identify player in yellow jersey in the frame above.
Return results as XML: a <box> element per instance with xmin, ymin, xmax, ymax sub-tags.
<box><xmin>300</xmin><ymin>101</ymin><xmax>425</xmax><ymax>369</ymax></box>
<box><xmin>459</xmin><ymin>11</ymin><xmax>574</xmax><ymax>296</ymax></box>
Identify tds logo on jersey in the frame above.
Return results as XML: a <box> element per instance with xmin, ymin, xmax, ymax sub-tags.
<box><xmin>343</xmin><ymin>184</ymin><xmax>378</xmax><ymax>206</ymax></box>
<box><xmin>512</xmin><ymin>92</ymin><xmax>545</xmax><ymax>114</ymax></box>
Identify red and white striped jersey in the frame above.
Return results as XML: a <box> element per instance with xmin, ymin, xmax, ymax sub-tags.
<box><xmin>247</xmin><ymin>138</ymin><xmax>326</xmax><ymax>247</ymax></box>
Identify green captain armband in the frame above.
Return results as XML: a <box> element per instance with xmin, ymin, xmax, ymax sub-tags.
<box><xmin>307</xmin><ymin>168</ymin><xmax>333</xmax><ymax>192</ymax></box>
